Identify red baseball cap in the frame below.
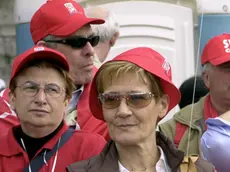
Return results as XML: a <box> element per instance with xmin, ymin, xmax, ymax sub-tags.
<box><xmin>89</xmin><ymin>47</ymin><xmax>181</xmax><ymax>121</ymax></box>
<box><xmin>30</xmin><ymin>0</ymin><xmax>105</xmax><ymax>44</ymax></box>
<box><xmin>10</xmin><ymin>46</ymin><xmax>69</xmax><ymax>84</ymax></box>
<box><xmin>201</xmin><ymin>33</ymin><xmax>230</xmax><ymax>65</ymax></box>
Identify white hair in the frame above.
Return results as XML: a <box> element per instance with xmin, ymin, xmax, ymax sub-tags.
<box><xmin>42</xmin><ymin>35</ymin><xmax>57</xmax><ymax>48</ymax></box>
<box><xmin>87</xmin><ymin>9</ymin><xmax>120</xmax><ymax>43</ymax></box>
<box><xmin>202</xmin><ymin>62</ymin><xmax>213</xmax><ymax>72</ymax></box>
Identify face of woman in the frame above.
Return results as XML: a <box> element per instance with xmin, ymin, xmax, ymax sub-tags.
<box><xmin>101</xmin><ymin>72</ymin><xmax>168</xmax><ymax>145</ymax></box>
<box><xmin>9</xmin><ymin>66</ymin><xmax>69</xmax><ymax>129</ymax></box>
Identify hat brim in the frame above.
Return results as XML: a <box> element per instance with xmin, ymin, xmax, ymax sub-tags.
<box><xmin>11</xmin><ymin>48</ymin><xmax>69</xmax><ymax>84</ymax></box>
<box><xmin>51</xmin><ymin>16</ymin><xmax>105</xmax><ymax>37</ymax></box>
<box><xmin>89</xmin><ymin>54</ymin><xmax>181</xmax><ymax>121</ymax></box>
<box><xmin>209</xmin><ymin>54</ymin><xmax>230</xmax><ymax>66</ymax></box>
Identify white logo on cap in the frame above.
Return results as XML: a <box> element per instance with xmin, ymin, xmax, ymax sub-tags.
<box><xmin>34</xmin><ymin>47</ymin><xmax>45</xmax><ymax>52</ymax></box>
<box><xmin>64</xmin><ymin>3</ymin><xmax>77</xmax><ymax>14</ymax></box>
<box><xmin>162</xmin><ymin>59</ymin><xmax>171</xmax><ymax>75</ymax></box>
<box><xmin>223</xmin><ymin>39</ymin><xmax>230</xmax><ymax>53</ymax></box>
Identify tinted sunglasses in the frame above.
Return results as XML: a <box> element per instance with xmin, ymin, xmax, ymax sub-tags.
<box><xmin>45</xmin><ymin>35</ymin><xmax>100</xmax><ymax>49</ymax></box>
<box><xmin>98</xmin><ymin>92</ymin><xmax>154</xmax><ymax>109</ymax></box>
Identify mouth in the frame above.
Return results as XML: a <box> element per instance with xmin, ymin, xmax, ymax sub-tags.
<box><xmin>29</xmin><ymin>109</ymin><xmax>49</xmax><ymax>114</ymax></box>
<box><xmin>82</xmin><ymin>63</ymin><xmax>94</xmax><ymax>69</ymax></box>
<box><xmin>116</xmin><ymin>124</ymin><xmax>136</xmax><ymax>129</ymax></box>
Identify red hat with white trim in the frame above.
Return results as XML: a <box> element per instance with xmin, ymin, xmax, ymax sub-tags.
<box><xmin>89</xmin><ymin>47</ymin><xmax>181</xmax><ymax>121</ymax></box>
<box><xmin>10</xmin><ymin>46</ymin><xmax>69</xmax><ymax>84</ymax></box>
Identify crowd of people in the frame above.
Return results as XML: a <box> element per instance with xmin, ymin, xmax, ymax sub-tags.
<box><xmin>0</xmin><ymin>0</ymin><xmax>228</xmax><ymax>171</ymax></box>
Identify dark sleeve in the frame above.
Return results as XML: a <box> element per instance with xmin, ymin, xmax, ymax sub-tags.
<box><xmin>66</xmin><ymin>159</ymin><xmax>89</xmax><ymax>172</ymax></box>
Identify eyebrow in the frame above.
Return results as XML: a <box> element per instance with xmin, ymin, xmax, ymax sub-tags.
<box><xmin>22</xmin><ymin>81</ymin><xmax>62</xmax><ymax>86</ymax></box>
<box><xmin>104</xmin><ymin>91</ymin><xmax>148</xmax><ymax>94</ymax></box>
<box><xmin>23</xmin><ymin>81</ymin><xmax>38</xmax><ymax>85</ymax></box>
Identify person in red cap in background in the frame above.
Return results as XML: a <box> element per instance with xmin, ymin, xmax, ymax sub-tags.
<box><xmin>67</xmin><ymin>47</ymin><xmax>214</xmax><ymax>172</ymax></box>
<box><xmin>159</xmin><ymin>33</ymin><xmax>230</xmax><ymax>155</ymax></box>
<box><xmin>30</xmin><ymin>0</ymin><xmax>109</xmax><ymax>140</ymax></box>
<box><xmin>0</xmin><ymin>46</ymin><xmax>106</xmax><ymax>172</ymax></box>
<box><xmin>0</xmin><ymin>0</ymin><xmax>109</xmax><ymax>140</ymax></box>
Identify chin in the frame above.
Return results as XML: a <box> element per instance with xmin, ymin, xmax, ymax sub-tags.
<box><xmin>112</xmin><ymin>134</ymin><xmax>143</xmax><ymax>146</ymax></box>
<box><xmin>74</xmin><ymin>74</ymin><xmax>93</xmax><ymax>85</ymax></box>
<box><xmin>26</xmin><ymin>118</ymin><xmax>51</xmax><ymax>127</ymax></box>
<box><xmin>30</xmin><ymin>122</ymin><xmax>49</xmax><ymax>127</ymax></box>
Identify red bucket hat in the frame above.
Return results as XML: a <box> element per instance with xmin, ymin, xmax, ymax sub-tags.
<box><xmin>89</xmin><ymin>47</ymin><xmax>181</xmax><ymax>121</ymax></box>
<box><xmin>10</xmin><ymin>45</ymin><xmax>69</xmax><ymax>85</ymax></box>
<box><xmin>30</xmin><ymin>0</ymin><xmax>105</xmax><ymax>44</ymax></box>
<box><xmin>201</xmin><ymin>33</ymin><xmax>230</xmax><ymax>66</ymax></box>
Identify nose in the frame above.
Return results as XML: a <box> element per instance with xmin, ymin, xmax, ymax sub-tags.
<box><xmin>34</xmin><ymin>88</ymin><xmax>47</xmax><ymax>105</ymax></box>
<box><xmin>116</xmin><ymin>99</ymin><xmax>132</xmax><ymax>117</ymax></box>
<box><xmin>82</xmin><ymin>42</ymin><xmax>95</xmax><ymax>58</ymax></box>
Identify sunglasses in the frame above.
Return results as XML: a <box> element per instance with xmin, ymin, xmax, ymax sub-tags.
<box><xmin>45</xmin><ymin>35</ymin><xmax>100</xmax><ymax>49</ymax></box>
<box><xmin>98</xmin><ymin>92</ymin><xmax>154</xmax><ymax>109</ymax></box>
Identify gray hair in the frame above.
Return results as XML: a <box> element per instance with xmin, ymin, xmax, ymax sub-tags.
<box><xmin>203</xmin><ymin>62</ymin><xmax>213</xmax><ymax>72</ymax></box>
<box><xmin>42</xmin><ymin>35</ymin><xmax>57</xmax><ymax>48</ymax></box>
<box><xmin>87</xmin><ymin>10</ymin><xmax>119</xmax><ymax>43</ymax></box>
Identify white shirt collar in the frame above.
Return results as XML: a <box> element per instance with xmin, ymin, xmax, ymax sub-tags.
<box><xmin>118</xmin><ymin>146</ymin><xmax>171</xmax><ymax>172</ymax></box>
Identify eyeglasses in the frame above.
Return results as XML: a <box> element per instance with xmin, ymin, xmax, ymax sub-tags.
<box><xmin>98</xmin><ymin>92</ymin><xmax>154</xmax><ymax>109</ymax></box>
<box><xmin>45</xmin><ymin>35</ymin><xmax>100</xmax><ymax>49</ymax></box>
<box><xmin>16</xmin><ymin>81</ymin><xmax>65</xmax><ymax>98</ymax></box>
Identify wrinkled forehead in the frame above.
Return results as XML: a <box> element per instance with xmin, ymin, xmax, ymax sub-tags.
<box><xmin>14</xmin><ymin>63</ymin><xmax>64</xmax><ymax>82</ymax></box>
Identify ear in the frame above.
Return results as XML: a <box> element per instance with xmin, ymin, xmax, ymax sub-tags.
<box><xmin>64</xmin><ymin>99</ymin><xmax>69</xmax><ymax>109</ymax></box>
<box><xmin>109</xmin><ymin>31</ymin><xmax>119</xmax><ymax>46</ymax></box>
<box><xmin>202</xmin><ymin>71</ymin><xmax>210</xmax><ymax>89</ymax></box>
<box><xmin>8</xmin><ymin>90</ymin><xmax>16</xmax><ymax>110</ymax></box>
<box><xmin>36</xmin><ymin>40</ymin><xmax>47</xmax><ymax>46</ymax></box>
<box><xmin>158</xmin><ymin>95</ymin><xmax>169</xmax><ymax>118</ymax></box>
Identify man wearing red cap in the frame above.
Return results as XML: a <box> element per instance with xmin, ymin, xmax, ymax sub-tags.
<box><xmin>28</xmin><ymin>0</ymin><xmax>109</xmax><ymax>139</ymax></box>
<box><xmin>159</xmin><ymin>33</ymin><xmax>230</xmax><ymax>155</ymax></box>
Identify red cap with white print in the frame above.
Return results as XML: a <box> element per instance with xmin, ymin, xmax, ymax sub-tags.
<box><xmin>10</xmin><ymin>46</ymin><xmax>69</xmax><ymax>85</ymax></box>
<box><xmin>30</xmin><ymin>0</ymin><xmax>105</xmax><ymax>44</ymax></box>
<box><xmin>201</xmin><ymin>33</ymin><xmax>230</xmax><ymax>66</ymax></box>
<box><xmin>89</xmin><ymin>47</ymin><xmax>181</xmax><ymax>121</ymax></box>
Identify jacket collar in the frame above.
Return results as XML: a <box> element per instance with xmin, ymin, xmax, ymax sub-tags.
<box><xmin>156</xmin><ymin>132</ymin><xmax>184</xmax><ymax>172</ymax></box>
<box><xmin>99</xmin><ymin>132</ymin><xmax>184</xmax><ymax>172</ymax></box>
<box><xmin>174</xmin><ymin>95</ymin><xmax>207</xmax><ymax>127</ymax></box>
<box><xmin>0</xmin><ymin>122</ymin><xmax>68</xmax><ymax>156</ymax></box>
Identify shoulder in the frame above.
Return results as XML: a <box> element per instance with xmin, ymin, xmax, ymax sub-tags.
<box><xmin>158</xmin><ymin>117</ymin><xmax>177</xmax><ymax>137</ymax></box>
<box><xmin>67</xmin><ymin>140</ymin><xmax>118</xmax><ymax>172</ymax></box>
<box><xmin>0</xmin><ymin>133</ymin><xmax>9</xmax><ymax>147</ymax></box>
<box><xmin>0</xmin><ymin>88</ymin><xmax>9</xmax><ymax>102</ymax></box>
<box><xmin>0</xmin><ymin>128</ymin><xmax>19</xmax><ymax>156</ymax></box>
<box><xmin>70</xmin><ymin>130</ymin><xmax>106</xmax><ymax>145</ymax></box>
<box><xmin>175</xmin><ymin>96</ymin><xmax>206</xmax><ymax>120</ymax></box>
<box><xmin>161</xmin><ymin>96</ymin><xmax>205</xmax><ymax>127</ymax></box>
<box><xmin>67</xmin><ymin>154</ymin><xmax>102</xmax><ymax>172</ymax></box>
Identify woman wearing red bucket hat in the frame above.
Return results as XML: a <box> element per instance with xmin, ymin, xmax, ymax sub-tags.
<box><xmin>67</xmin><ymin>47</ymin><xmax>214</xmax><ymax>172</ymax></box>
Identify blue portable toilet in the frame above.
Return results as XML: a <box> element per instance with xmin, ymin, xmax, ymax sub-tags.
<box><xmin>197</xmin><ymin>1</ymin><xmax>230</xmax><ymax>55</ymax></box>
<box><xmin>14</xmin><ymin>0</ymin><xmax>46</xmax><ymax>55</ymax></box>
